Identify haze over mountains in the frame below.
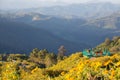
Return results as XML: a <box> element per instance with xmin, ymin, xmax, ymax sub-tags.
<box><xmin>27</xmin><ymin>2</ymin><xmax>120</xmax><ymax>19</ymax></box>
<box><xmin>0</xmin><ymin>2</ymin><xmax>120</xmax><ymax>54</ymax></box>
<box><xmin>0</xmin><ymin>18</ymin><xmax>89</xmax><ymax>54</ymax></box>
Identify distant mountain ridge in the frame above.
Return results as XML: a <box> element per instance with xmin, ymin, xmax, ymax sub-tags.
<box><xmin>20</xmin><ymin>2</ymin><xmax>120</xmax><ymax>19</ymax></box>
<box><xmin>0</xmin><ymin>2</ymin><xmax>120</xmax><ymax>54</ymax></box>
<box><xmin>1</xmin><ymin>11</ymin><xmax>120</xmax><ymax>47</ymax></box>
<box><xmin>85</xmin><ymin>12</ymin><xmax>120</xmax><ymax>30</ymax></box>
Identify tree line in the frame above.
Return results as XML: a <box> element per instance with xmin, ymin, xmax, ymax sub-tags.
<box><xmin>0</xmin><ymin>45</ymin><xmax>67</xmax><ymax>68</ymax></box>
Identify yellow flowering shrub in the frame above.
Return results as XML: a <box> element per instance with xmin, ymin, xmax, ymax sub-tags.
<box><xmin>1</xmin><ymin>52</ymin><xmax>120</xmax><ymax>80</ymax></box>
<box><xmin>63</xmin><ymin>53</ymin><xmax>120</xmax><ymax>80</ymax></box>
<box><xmin>0</xmin><ymin>62</ymin><xmax>2</xmax><ymax>79</ymax></box>
<box><xmin>1</xmin><ymin>62</ymin><xmax>20</xmax><ymax>80</ymax></box>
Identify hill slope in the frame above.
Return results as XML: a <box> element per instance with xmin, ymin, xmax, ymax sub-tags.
<box><xmin>95</xmin><ymin>36</ymin><xmax>120</xmax><ymax>52</ymax></box>
<box><xmin>85</xmin><ymin>12</ymin><xmax>120</xmax><ymax>30</ymax></box>
<box><xmin>11</xmin><ymin>52</ymin><xmax>120</xmax><ymax>80</ymax></box>
<box><xmin>0</xmin><ymin>19</ymin><xmax>89</xmax><ymax>54</ymax></box>
<box><xmin>1</xmin><ymin>11</ymin><xmax>120</xmax><ymax>48</ymax></box>
<box><xmin>1</xmin><ymin>38</ymin><xmax>120</xmax><ymax>80</ymax></box>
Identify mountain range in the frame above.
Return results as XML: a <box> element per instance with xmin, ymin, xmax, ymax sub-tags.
<box><xmin>0</xmin><ymin>2</ymin><xmax>120</xmax><ymax>54</ymax></box>
<box><xmin>0</xmin><ymin>17</ymin><xmax>90</xmax><ymax>54</ymax></box>
<box><xmin>21</xmin><ymin>2</ymin><xmax>120</xmax><ymax>19</ymax></box>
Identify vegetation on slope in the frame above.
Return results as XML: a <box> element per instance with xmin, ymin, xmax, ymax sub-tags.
<box><xmin>1</xmin><ymin>52</ymin><xmax>120</xmax><ymax>80</ymax></box>
<box><xmin>0</xmin><ymin>36</ymin><xmax>120</xmax><ymax>80</ymax></box>
<box><xmin>95</xmin><ymin>36</ymin><xmax>120</xmax><ymax>53</ymax></box>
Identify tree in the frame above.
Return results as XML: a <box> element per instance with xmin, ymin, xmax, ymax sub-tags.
<box><xmin>30</xmin><ymin>48</ymin><xmax>39</xmax><ymax>58</ymax></box>
<box><xmin>30</xmin><ymin>48</ymin><xmax>48</xmax><ymax>59</ymax></box>
<box><xmin>118</xmin><ymin>39</ymin><xmax>120</xmax><ymax>43</ymax></box>
<box><xmin>45</xmin><ymin>53</ymin><xmax>57</xmax><ymax>67</ymax></box>
<box><xmin>7</xmin><ymin>54</ymin><xmax>27</xmax><ymax>61</ymax></box>
<box><xmin>57</xmin><ymin>45</ymin><xmax>66</xmax><ymax>61</ymax></box>
<box><xmin>29</xmin><ymin>48</ymin><xmax>48</xmax><ymax>64</ymax></box>
<box><xmin>110</xmin><ymin>46</ymin><xmax>119</xmax><ymax>52</ymax></box>
<box><xmin>105</xmin><ymin>38</ymin><xmax>111</xmax><ymax>46</ymax></box>
<box><xmin>112</xmin><ymin>36</ymin><xmax>120</xmax><ymax>42</ymax></box>
<box><xmin>0</xmin><ymin>54</ymin><xmax>2</xmax><ymax>61</ymax></box>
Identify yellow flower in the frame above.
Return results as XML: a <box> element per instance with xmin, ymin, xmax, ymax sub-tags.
<box><xmin>104</xmin><ymin>60</ymin><xmax>111</xmax><ymax>66</ymax></box>
<box><xmin>68</xmin><ymin>78</ymin><xmax>74</xmax><ymax>80</ymax></box>
<box><xmin>116</xmin><ymin>61</ymin><xmax>120</xmax><ymax>66</ymax></box>
<box><xmin>109</xmin><ymin>69</ymin><xmax>115</xmax><ymax>80</ymax></box>
<box><xmin>102</xmin><ymin>70</ymin><xmax>108</xmax><ymax>75</ymax></box>
<box><xmin>31</xmin><ymin>67</ymin><xmax>38</xmax><ymax>74</ymax></box>
<box><xmin>61</xmin><ymin>71</ymin><xmax>65</xmax><ymax>76</ymax></box>
<box><xmin>78</xmin><ymin>63</ymin><xmax>84</xmax><ymax>70</ymax></box>
<box><xmin>111</xmin><ymin>69</ymin><xmax>115</xmax><ymax>76</ymax></box>
<box><xmin>85</xmin><ymin>60</ymin><xmax>90</xmax><ymax>64</ymax></box>
<box><xmin>96</xmin><ymin>62</ymin><xmax>102</xmax><ymax>67</ymax></box>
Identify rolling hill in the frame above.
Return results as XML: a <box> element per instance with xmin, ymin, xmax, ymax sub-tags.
<box><xmin>85</xmin><ymin>12</ymin><xmax>120</xmax><ymax>30</ymax></box>
<box><xmin>95</xmin><ymin>36</ymin><xmax>120</xmax><ymax>52</ymax></box>
<box><xmin>1</xmin><ymin>2</ymin><xmax>120</xmax><ymax>53</ymax></box>
<box><xmin>0</xmin><ymin>18</ymin><xmax>89</xmax><ymax>54</ymax></box>
<box><xmin>1</xmin><ymin>11</ymin><xmax>120</xmax><ymax>47</ymax></box>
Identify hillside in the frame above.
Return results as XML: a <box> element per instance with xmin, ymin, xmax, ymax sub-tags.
<box><xmin>1</xmin><ymin>51</ymin><xmax>120</xmax><ymax>80</ymax></box>
<box><xmin>1</xmin><ymin>1</ymin><xmax>120</xmax><ymax>80</ymax></box>
<box><xmin>0</xmin><ymin>37</ymin><xmax>120</xmax><ymax>79</ymax></box>
<box><xmin>1</xmin><ymin>4</ymin><xmax>120</xmax><ymax>52</ymax></box>
<box><xmin>95</xmin><ymin>36</ymin><xmax>120</xmax><ymax>53</ymax></box>
<box><xmin>0</xmin><ymin>12</ymin><xmax>115</xmax><ymax>46</ymax></box>
<box><xmin>1</xmin><ymin>11</ymin><xmax>120</xmax><ymax>47</ymax></box>
<box><xmin>0</xmin><ymin>19</ymin><xmax>89</xmax><ymax>54</ymax></box>
<box><xmin>85</xmin><ymin>12</ymin><xmax>120</xmax><ymax>30</ymax></box>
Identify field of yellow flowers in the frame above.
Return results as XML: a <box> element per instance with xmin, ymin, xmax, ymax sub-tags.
<box><xmin>1</xmin><ymin>52</ymin><xmax>120</xmax><ymax>80</ymax></box>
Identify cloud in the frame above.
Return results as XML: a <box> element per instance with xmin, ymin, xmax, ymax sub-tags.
<box><xmin>0</xmin><ymin>0</ymin><xmax>120</xmax><ymax>10</ymax></box>
<box><xmin>0</xmin><ymin>0</ymin><xmax>94</xmax><ymax>10</ymax></box>
<box><xmin>0</xmin><ymin>0</ymin><xmax>61</xmax><ymax>10</ymax></box>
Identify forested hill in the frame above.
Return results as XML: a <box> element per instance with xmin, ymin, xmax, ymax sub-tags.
<box><xmin>0</xmin><ymin>19</ymin><xmax>89</xmax><ymax>54</ymax></box>
<box><xmin>95</xmin><ymin>36</ymin><xmax>120</xmax><ymax>52</ymax></box>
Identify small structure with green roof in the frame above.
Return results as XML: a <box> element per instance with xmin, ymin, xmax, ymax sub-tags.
<box><xmin>82</xmin><ymin>49</ymin><xmax>111</xmax><ymax>58</ymax></box>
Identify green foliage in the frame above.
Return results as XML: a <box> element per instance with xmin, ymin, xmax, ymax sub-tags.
<box><xmin>7</xmin><ymin>54</ymin><xmax>28</xmax><ymax>61</ymax></box>
<box><xmin>29</xmin><ymin>48</ymin><xmax>57</xmax><ymax>68</ymax></box>
<box><xmin>95</xmin><ymin>36</ymin><xmax>120</xmax><ymax>53</ymax></box>
<box><xmin>20</xmin><ymin>60</ymin><xmax>39</xmax><ymax>72</ymax></box>
<box><xmin>29</xmin><ymin>48</ymin><xmax>48</xmax><ymax>64</ymax></box>
<box><xmin>50</xmin><ymin>52</ymin><xmax>83</xmax><ymax>70</ymax></box>
<box><xmin>0</xmin><ymin>62</ymin><xmax>2</xmax><ymax>79</ymax></box>
<box><xmin>0</xmin><ymin>54</ymin><xmax>2</xmax><ymax>61</ymax></box>
<box><xmin>42</xmin><ymin>69</ymin><xmax>67</xmax><ymax>78</ymax></box>
<box><xmin>112</xmin><ymin>36</ymin><xmax>120</xmax><ymax>42</ymax></box>
<box><xmin>0</xmin><ymin>51</ymin><xmax>120</xmax><ymax>80</ymax></box>
<box><xmin>1</xmin><ymin>62</ymin><xmax>20</xmax><ymax>80</ymax></box>
<box><xmin>1</xmin><ymin>37</ymin><xmax>120</xmax><ymax>80</ymax></box>
<box><xmin>30</xmin><ymin>48</ymin><xmax>48</xmax><ymax>59</ymax></box>
<box><xmin>45</xmin><ymin>53</ymin><xmax>57</xmax><ymax>67</ymax></box>
<box><xmin>0</xmin><ymin>54</ymin><xmax>8</xmax><ymax>61</ymax></box>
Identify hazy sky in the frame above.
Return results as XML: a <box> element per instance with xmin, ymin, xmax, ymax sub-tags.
<box><xmin>0</xmin><ymin>0</ymin><xmax>120</xmax><ymax>10</ymax></box>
